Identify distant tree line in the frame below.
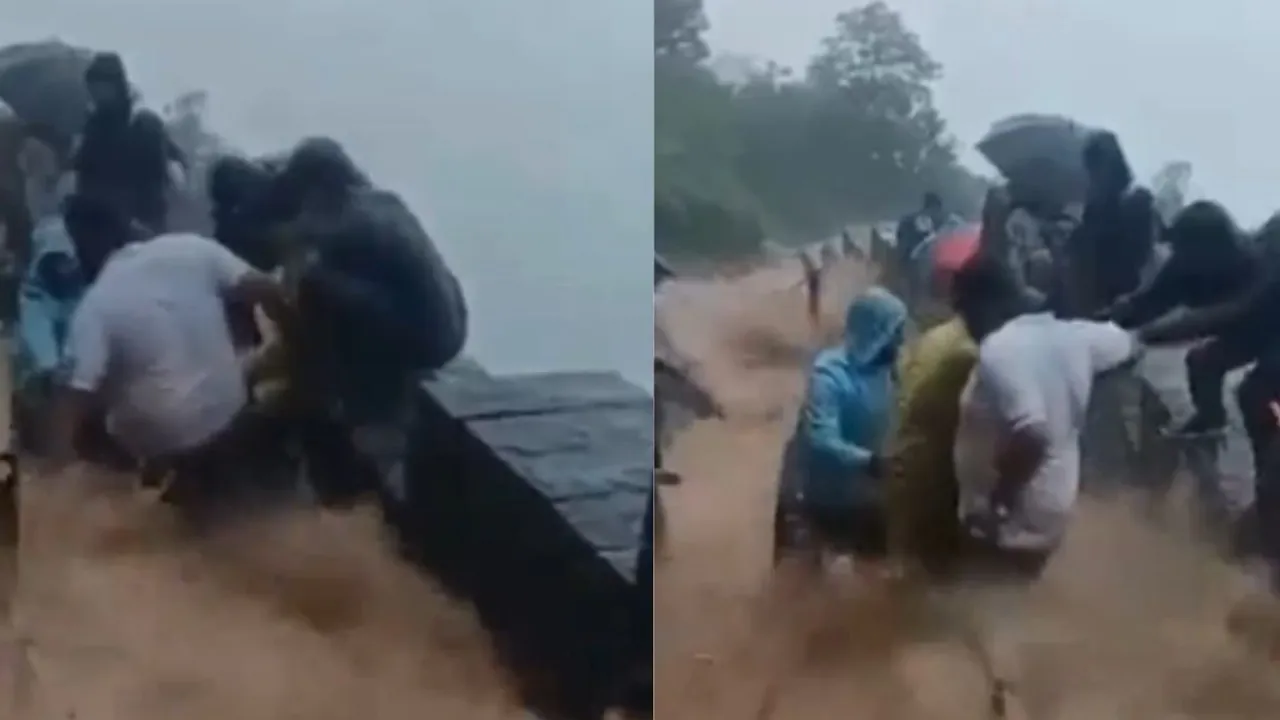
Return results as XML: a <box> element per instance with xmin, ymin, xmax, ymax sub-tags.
<box><xmin>656</xmin><ymin>0</ymin><xmax>989</xmax><ymax>260</ymax></box>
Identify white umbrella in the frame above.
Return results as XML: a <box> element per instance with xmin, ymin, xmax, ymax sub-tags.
<box><xmin>977</xmin><ymin>113</ymin><xmax>1098</xmax><ymax>207</ymax></box>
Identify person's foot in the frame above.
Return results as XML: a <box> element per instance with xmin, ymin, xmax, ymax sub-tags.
<box><xmin>1163</xmin><ymin>412</ymin><xmax>1227</xmax><ymax>438</ymax></box>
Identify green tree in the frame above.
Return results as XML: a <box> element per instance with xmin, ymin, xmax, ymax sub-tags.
<box><xmin>655</xmin><ymin>58</ymin><xmax>763</xmax><ymax>257</ymax></box>
<box><xmin>655</xmin><ymin>0</ymin><xmax>710</xmax><ymax>63</ymax></box>
<box><xmin>803</xmin><ymin>2</ymin><xmax>959</xmax><ymax>216</ymax></box>
<box><xmin>655</xmin><ymin>1</ymin><xmax>984</xmax><ymax>260</ymax></box>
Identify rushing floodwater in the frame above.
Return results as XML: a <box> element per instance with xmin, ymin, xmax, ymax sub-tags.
<box><xmin>656</xmin><ymin>258</ymin><xmax>1280</xmax><ymax>719</ymax></box>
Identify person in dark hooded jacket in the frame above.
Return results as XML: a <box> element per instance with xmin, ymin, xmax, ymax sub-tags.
<box><xmin>1104</xmin><ymin>200</ymin><xmax>1257</xmax><ymax>438</ymax></box>
<box><xmin>265</xmin><ymin>138</ymin><xmax>468</xmax><ymax>412</ymax></box>
<box><xmin>1066</xmin><ymin>131</ymin><xmax>1159</xmax><ymax>318</ymax></box>
<box><xmin>73</xmin><ymin>52</ymin><xmax>184</xmax><ymax>233</ymax></box>
<box><xmin>253</xmin><ymin>137</ymin><xmax>468</xmax><ymax>505</ymax></box>
<box><xmin>1110</xmin><ymin>203</ymin><xmax>1280</xmax><ymax>589</ymax></box>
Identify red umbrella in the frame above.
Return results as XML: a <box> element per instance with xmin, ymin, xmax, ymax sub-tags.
<box><xmin>930</xmin><ymin>223</ymin><xmax>981</xmax><ymax>282</ymax></box>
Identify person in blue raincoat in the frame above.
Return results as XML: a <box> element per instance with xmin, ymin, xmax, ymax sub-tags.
<box><xmin>14</xmin><ymin>172</ymin><xmax>84</xmax><ymax>453</ymax></box>
<box><xmin>794</xmin><ymin>286</ymin><xmax>907</xmax><ymax>559</ymax></box>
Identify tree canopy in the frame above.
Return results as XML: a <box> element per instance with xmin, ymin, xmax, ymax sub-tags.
<box><xmin>656</xmin><ymin>0</ymin><xmax>988</xmax><ymax>260</ymax></box>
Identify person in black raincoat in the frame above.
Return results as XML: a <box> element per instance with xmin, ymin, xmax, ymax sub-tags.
<box><xmin>73</xmin><ymin>52</ymin><xmax>184</xmax><ymax>234</ymax></box>
<box><xmin>1067</xmin><ymin>131</ymin><xmax>1159</xmax><ymax>318</ymax></box>
<box><xmin>1105</xmin><ymin>201</ymin><xmax>1256</xmax><ymax>438</ymax></box>
<box><xmin>1109</xmin><ymin>204</ymin><xmax>1280</xmax><ymax>584</ymax></box>
<box><xmin>253</xmin><ymin>137</ymin><xmax>468</xmax><ymax>506</ymax></box>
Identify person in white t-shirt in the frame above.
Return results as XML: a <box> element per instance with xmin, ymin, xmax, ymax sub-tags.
<box><xmin>50</xmin><ymin>224</ymin><xmax>284</xmax><ymax>508</ymax></box>
<box><xmin>952</xmin><ymin>252</ymin><xmax>1139</xmax><ymax>566</ymax></box>
<box><xmin>946</xmin><ymin>252</ymin><xmax>1139</xmax><ymax>714</ymax></box>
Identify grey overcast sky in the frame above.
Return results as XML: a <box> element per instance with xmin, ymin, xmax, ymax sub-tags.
<box><xmin>706</xmin><ymin>0</ymin><xmax>1277</xmax><ymax>225</ymax></box>
<box><xmin>3</xmin><ymin>0</ymin><xmax>652</xmax><ymax>384</ymax></box>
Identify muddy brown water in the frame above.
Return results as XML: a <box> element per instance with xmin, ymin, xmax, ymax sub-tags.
<box><xmin>0</xmin><ymin>348</ymin><xmax>524</xmax><ymax>718</ymax></box>
<box><xmin>655</xmin><ymin>258</ymin><xmax>1280</xmax><ymax>719</ymax></box>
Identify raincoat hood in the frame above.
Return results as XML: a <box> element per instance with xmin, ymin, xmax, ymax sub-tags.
<box><xmin>843</xmin><ymin>286</ymin><xmax>907</xmax><ymax>368</ymax></box>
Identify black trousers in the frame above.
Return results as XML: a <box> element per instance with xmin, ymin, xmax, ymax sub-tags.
<box><xmin>1236</xmin><ymin>346</ymin><xmax>1280</xmax><ymax>563</ymax></box>
<box><xmin>1185</xmin><ymin>332</ymin><xmax>1263</xmax><ymax>426</ymax></box>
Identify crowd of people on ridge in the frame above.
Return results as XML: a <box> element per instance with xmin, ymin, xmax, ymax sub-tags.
<box><xmin>4</xmin><ymin>50</ymin><xmax>469</xmax><ymax>526</ymax></box>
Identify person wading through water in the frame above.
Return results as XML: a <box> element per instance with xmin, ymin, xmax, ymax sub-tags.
<box><xmin>896</xmin><ymin>191</ymin><xmax>947</xmax><ymax>308</ymax></box>
<box><xmin>949</xmin><ymin>251</ymin><xmax>1140</xmax><ymax>716</ymax></box>
<box><xmin>778</xmin><ymin>286</ymin><xmax>907</xmax><ymax>572</ymax></box>
<box><xmin>73</xmin><ymin>52</ymin><xmax>185</xmax><ymax>235</ymax></box>
<box><xmin>886</xmin><ymin>228</ymin><xmax>981</xmax><ymax>579</ymax></box>
<box><xmin>248</xmin><ymin>137</ymin><xmax>468</xmax><ymax>508</ymax></box>
<box><xmin>799</xmin><ymin>249</ymin><xmax>822</xmax><ymax>328</ymax></box>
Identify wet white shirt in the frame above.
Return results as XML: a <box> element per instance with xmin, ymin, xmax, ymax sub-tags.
<box><xmin>954</xmin><ymin>313</ymin><xmax>1137</xmax><ymax>551</ymax></box>
<box><xmin>65</xmin><ymin>233</ymin><xmax>252</xmax><ymax>458</ymax></box>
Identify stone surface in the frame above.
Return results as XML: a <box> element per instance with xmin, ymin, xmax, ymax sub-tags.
<box><xmin>397</xmin><ymin>369</ymin><xmax>652</xmax><ymax>718</ymax></box>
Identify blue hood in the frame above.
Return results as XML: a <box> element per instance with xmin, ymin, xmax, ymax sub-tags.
<box><xmin>842</xmin><ymin>286</ymin><xmax>907</xmax><ymax>368</ymax></box>
<box><xmin>796</xmin><ymin>286</ymin><xmax>906</xmax><ymax>509</ymax></box>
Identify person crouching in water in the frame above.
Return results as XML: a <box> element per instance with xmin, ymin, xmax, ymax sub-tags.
<box><xmin>47</xmin><ymin>204</ymin><xmax>287</xmax><ymax>527</ymax></box>
<box><xmin>948</xmin><ymin>251</ymin><xmax>1140</xmax><ymax>715</ymax></box>
<box><xmin>790</xmin><ymin>286</ymin><xmax>907</xmax><ymax>572</ymax></box>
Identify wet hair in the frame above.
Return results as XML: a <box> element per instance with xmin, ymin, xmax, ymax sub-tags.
<box><xmin>1082</xmin><ymin>130</ymin><xmax>1134</xmax><ymax>192</ymax></box>
<box><xmin>1166</xmin><ymin>200</ymin><xmax>1238</xmax><ymax>252</ymax></box>
<box><xmin>950</xmin><ymin>250</ymin><xmax>1025</xmax><ymax>322</ymax></box>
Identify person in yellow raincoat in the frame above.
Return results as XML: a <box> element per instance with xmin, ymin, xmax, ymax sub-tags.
<box><xmin>886</xmin><ymin>225</ymin><xmax>982</xmax><ymax>577</ymax></box>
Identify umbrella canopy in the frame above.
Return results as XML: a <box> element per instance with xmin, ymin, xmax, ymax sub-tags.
<box><xmin>931</xmin><ymin>223</ymin><xmax>981</xmax><ymax>276</ymax></box>
<box><xmin>0</xmin><ymin>40</ymin><xmax>94</xmax><ymax>153</ymax></box>
<box><xmin>977</xmin><ymin>113</ymin><xmax>1098</xmax><ymax>208</ymax></box>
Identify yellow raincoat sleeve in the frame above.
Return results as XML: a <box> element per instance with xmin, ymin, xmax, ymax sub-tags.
<box><xmin>886</xmin><ymin>318</ymin><xmax>977</xmax><ymax>570</ymax></box>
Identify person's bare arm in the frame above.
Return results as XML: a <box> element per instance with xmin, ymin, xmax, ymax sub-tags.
<box><xmin>227</xmin><ymin>270</ymin><xmax>288</xmax><ymax>325</ymax></box>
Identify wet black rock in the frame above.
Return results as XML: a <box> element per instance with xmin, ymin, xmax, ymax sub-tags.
<box><xmin>398</xmin><ymin>369</ymin><xmax>652</xmax><ymax>719</ymax></box>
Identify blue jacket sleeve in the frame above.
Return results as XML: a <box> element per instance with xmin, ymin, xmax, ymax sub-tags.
<box><xmin>18</xmin><ymin>288</ymin><xmax>63</xmax><ymax>377</ymax></box>
<box><xmin>802</xmin><ymin>370</ymin><xmax>873</xmax><ymax>472</ymax></box>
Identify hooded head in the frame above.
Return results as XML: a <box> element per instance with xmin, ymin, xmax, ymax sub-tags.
<box><xmin>84</xmin><ymin>52</ymin><xmax>130</xmax><ymax>116</ymax></box>
<box><xmin>1083</xmin><ymin>130</ymin><xmax>1134</xmax><ymax>199</ymax></box>
<box><xmin>842</xmin><ymin>286</ymin><xmax>907</xmax><ymax>368</ymax></box>
<box><xmin>1166</xmin><ymin>199</ymin><xmax>1243</xmax><ymax>274</ymax></box>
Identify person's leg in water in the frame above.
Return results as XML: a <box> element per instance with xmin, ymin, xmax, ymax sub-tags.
<box><xmin>1236</xmin><ymin>349</ymin><xmax>1280</xmax><ymax>590</ymax></box>
<box><xmin>1177</xmin><ymin>333</ymin><xmax>1260</xmax><ymax>436</ymax></box>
